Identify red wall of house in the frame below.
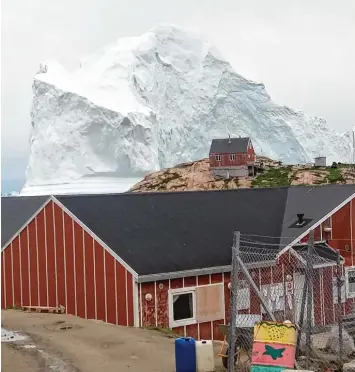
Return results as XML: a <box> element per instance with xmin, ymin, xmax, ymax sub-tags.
<box><xmin>300</xmin><ymin>200</ymin><xmax>353</xmax><ymax>267</ymax></box>
<box><xmin>139</xmin><ymin>273</ymin><xmax>226</xmax><ymax>341</ymax></box>
<box><xmin>329</xmin><ymin>201</ymin><xmax>353</xmax><ymax>266</ymax></box>
<box><xmin>139</xmin><ymin>251</ymin><xmax>336</xmax><ymax>341</ymax></box>
<box><xmin>209</xmin><ymin>143</ymin><xmax>255</xmax><ymax>168</ymax></box>
<box><xmin>1</xmin><ymin>201</ymin><xmax>135</xmax><ymax>327</ymax></box>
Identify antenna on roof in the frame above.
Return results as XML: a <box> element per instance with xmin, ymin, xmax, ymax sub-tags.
<box><xmin>228</xmin><ymin>134</ymin><xmax>231</xmax><ymax>144</ymax></box>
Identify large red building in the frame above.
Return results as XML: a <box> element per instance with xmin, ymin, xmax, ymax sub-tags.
<box><xmin>1</xmin><ymin>185</ymin><xmax>355</xmax><ymax>340</ymax></box>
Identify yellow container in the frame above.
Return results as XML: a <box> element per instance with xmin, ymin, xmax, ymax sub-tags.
<box><xmin>253</xmin><ymin>321</ymin><xmax>297</xmax><ymax>346</ymax></box>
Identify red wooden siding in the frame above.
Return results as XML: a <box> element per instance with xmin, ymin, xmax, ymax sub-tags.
<box><xmin>209</xmin><ymin>141</ymin><xmax>255</xmax><ymax>168</ymax></box>
<box><xmin>140</xmin><ymin>273</ymin><xmax>226</xmax><ymax>340</ymax></box>
<box><xmin>1</xmin><ymin>200</ymin><xmax>135</xmax><ymax>327</ymax></box>
<box><xmin>329</xmin><ymin>202</ymin><xmax>352</xmax><ymax>266</ymax></box>
<box><xmin>140</xmin><ymin>253</ymin><xmax>338</xmax><ymax>340</ymax></box>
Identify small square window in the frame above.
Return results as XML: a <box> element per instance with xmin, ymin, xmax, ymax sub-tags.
<box><xmin>172</xmin><ymin>292</ymin><xmax>194</xmax><ymax>321</ymax></box>
<box><xmin>230</xmin><ymin>154</ymin><xmax>235</xmax><ymax>161</ymax></box>
<box><xmin>169</xmin><ymin>290</ymin><xmax>196</xmax><ymax>327</ymax></box>
<box><xmin>215</xmin><ymin>155</ymin><xmax>221</xmax><ymax>161</ymax></box>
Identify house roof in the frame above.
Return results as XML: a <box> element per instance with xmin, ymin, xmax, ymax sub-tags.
<box><xmin>293</xmin><ymin>242</ymin><xmax>342</xmax><ymax>267</ymax></box>
<box><xmin>209</xmin><ymin>137</ymin><xmax>250</xmax><ymax>154</ymax></box>
<box><xmin>56</xmin><ymin>184</ymin><xmax>355</xmax><ymax>276</ymax></box>
<box><xmin>281</xmin><ymin>185</ymin><xmax>354</xmax><ymax>244</ymax></box>
<box><xmin>1</xmin><ymin>195</ymin><xmax>50</xmax><ymax>247</ymax></box>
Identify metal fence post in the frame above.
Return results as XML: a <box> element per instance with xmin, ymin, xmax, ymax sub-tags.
<box><xmin>228</xmin><ymin>231</ymin><xmax>240</xmax><ymax>372</ymax></box>
<box><xmin>305</xmin><ymin>230</ymin><xmax>314</xmax><ymax>369</ymax></box>
<box><xmin>337</xmin><ymin>250</ymin><xmax>344</xmax><ymax>364</ymax></box>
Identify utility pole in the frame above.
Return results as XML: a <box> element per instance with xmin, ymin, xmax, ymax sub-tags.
<box><xmin>305</xmin><ymin>230</ymin><xmax>314</xmax><ymax>369</ymax></box>
<box><xmin>227</xmin><ymin>231</ymin><xmax>240</xmax><ymax>372</ymax></box>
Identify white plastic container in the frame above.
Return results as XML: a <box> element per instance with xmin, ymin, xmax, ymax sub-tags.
<box><xmin>195</xmin><ymin>340</ymin><xmax>215</xmax><ymax>372</ymax></box>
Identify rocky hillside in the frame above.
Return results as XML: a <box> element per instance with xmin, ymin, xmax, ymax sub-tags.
<box><xmin>130</xmin><ymin>157</ymin><xmax>355</xmax><ymax>193</ymax></box>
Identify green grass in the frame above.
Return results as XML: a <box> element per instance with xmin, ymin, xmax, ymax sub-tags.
<box><xmin>144</xmin><ymin>326</ymin><xmax>179</xmax><ymax>338</ymax></box>
<box><xmin>327</xmin><ymin>168</ymin><xmax>345</xmax><ymax>183</ymax></box>
<box><xmin>251</xmin><ymin>167</ymin><xmax>293</xmax><ymax>188</ymax></box>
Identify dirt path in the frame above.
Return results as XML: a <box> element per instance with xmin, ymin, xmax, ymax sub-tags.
<box><xmin>2</xmin><ymin>310</ymin><xmax>225</xmax><ymax>372</ymax></box>
<box><xmin>2</xmin><ymin>343</ymin><xmax>43</xmax><ymax>372</ymax></box>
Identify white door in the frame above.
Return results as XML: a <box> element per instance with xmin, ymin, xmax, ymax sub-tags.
<box><xmin>294</xmin><ymin>273</ymin><xmax>314</xmax><ymax>326</ymax></box>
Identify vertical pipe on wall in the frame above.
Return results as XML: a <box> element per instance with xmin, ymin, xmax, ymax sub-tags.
<box><xmin>133</xmin><ymin>278</ymin><xmax>139</xmax><ymax>327</ymax></box>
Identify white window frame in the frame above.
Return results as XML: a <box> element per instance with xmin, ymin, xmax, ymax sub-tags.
<box><xmin>215</xmin><ymin>155</ymin><xmax>221</xmax><ymax>161</ymax></box>
<box><xmin>168</xmin><ymin>287</ymin><xmax>196</xmax><ymax>328</ymax></box>
<box><xmin>248</xmin><ymin>154</ymin><xmax>251</xmax><ymax>159</ymax></box>
<box><xmin>230</xmin><ymin>154</ymin><xmax>236</xmax><ymax>161</ymax></box>
<box><xmin>345</xmin><ymin>266</ymin><xmax>355</xmax><ymax>299</ymax></box>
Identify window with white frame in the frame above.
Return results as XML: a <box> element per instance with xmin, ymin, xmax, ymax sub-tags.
<box><xmin>169</xmin><ymin>289</ymin><xmax>196</xmax><ymax>327</ymax></box>
<box><xmin>346</xmin><ymin>267</ymin><xmax>355</xmax><ymax>298</ymax></box>
<box><xmin>168</xmin><ymin>284</ymin><xmax>224</xmax><ymax>327</ymax></box>
<box><xmin>230</xmin><ymin>154</ymin><xmax>236</xmax><ymax>161</ymax></box>
<box><xmin>215</xmin><ymin>155</ymin><xmax>221</xmax><ymax>161</ymax></box>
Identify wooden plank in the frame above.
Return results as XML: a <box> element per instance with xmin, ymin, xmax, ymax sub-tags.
<box><xmin>22</xmin><ymin>305</ymin><xmax>65</xmax><ymax>314</ymax></box>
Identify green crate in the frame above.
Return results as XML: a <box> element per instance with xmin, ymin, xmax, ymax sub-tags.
<box><xmin>250</xmin><ymin>365</ymin><xmax>289</xmax><ymax>372</ymax></box>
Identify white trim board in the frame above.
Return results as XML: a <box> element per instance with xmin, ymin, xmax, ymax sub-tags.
<box><xmin>1</xmin><ymin>197</ymin><xmax>52</xmax><ymax>251</ymax></box>
<box><xmin>138</xmin><ymin>261</ymin><xmax>277</xmax><ymax>283</ymax></box>
<box><xmin>277</xmin><ymin>192</ymin><xmax>355</xmax><ymax>258</ymax></box>
<box><xmin>51</xmin><ymin>196</ymin><xmax>138</xmax><ymax>279</ymax></box>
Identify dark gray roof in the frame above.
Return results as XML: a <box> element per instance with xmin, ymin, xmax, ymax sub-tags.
<box><xmin>294</xmin><ymin>242</ymin><xmax>340</xmax><ymax>266</ymax></box>
<box><xmin>281</xmin><ymin>185</ymin><xmax>355</xmax><ymax>244</ymax></box>
<box><xmin>1</xmin><ymin>196</ymin><xmax>50</xmax><ymax>247</ymax></box>
<box><xmin>57</xmin><ymin>188</ymin><xmax>288</xmax><ymax>275</ymax></box>
<box><xmin>209</xmin><ymin>137</ymin><xmax>250</xmax><ymax>154</ymax></box>
<box><xmin>56</xmin><ymin>184</ymin><xmax>355</xmax><ymax>275</ymax></box>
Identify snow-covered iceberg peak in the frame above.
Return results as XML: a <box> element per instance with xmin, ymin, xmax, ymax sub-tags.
<box><xmin>24</xmin><ymin>23</ymin><xmax>350</xmax><ymax>190</ymax></box>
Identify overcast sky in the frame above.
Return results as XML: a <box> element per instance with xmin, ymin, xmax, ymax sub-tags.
<box><xmin>2</xmin><ymin>0</ymin><xmax>355</xmax><ymax>192</ymax></box>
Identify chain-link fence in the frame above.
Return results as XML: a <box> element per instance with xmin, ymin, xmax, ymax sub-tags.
<box><xmin>226</xmin><ymin>231</ymin><xmax>353</xmax><ymax>371</ymax></box>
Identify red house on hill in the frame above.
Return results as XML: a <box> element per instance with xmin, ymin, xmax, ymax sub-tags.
<box><xmin>209</xmin><ymin>136</ymin><xmax>256</xmax><ymax>178</ymax></box>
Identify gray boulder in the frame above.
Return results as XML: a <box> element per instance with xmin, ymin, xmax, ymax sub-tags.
<box><xmin>343</xmin><ymin>359</ymin><xmax>355</xmax><ymax>372</ymax></box>
<box><xmin>326</xmin><ymin>326</ymin><xmax>355</xmax><ymax>356</ymax></box>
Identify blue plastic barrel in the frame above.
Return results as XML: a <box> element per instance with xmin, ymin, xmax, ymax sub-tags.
<box><xmin>175</xmin><ymin>337</ymin><xmax>196</xmax><ymax>372</ymax></box>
